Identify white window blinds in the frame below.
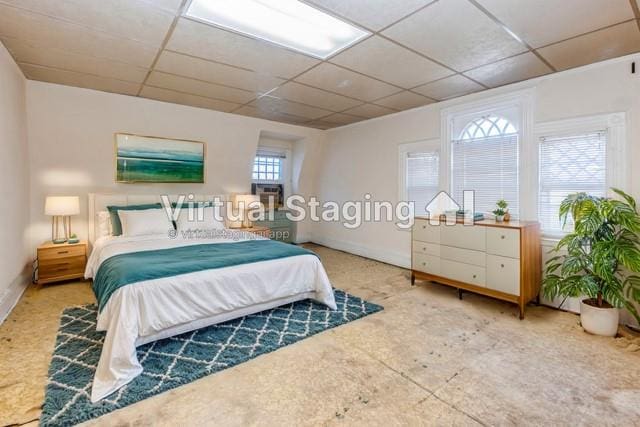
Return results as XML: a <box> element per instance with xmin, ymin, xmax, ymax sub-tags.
<box><xmin>451</xmin><ymin>133</ymin><xmax>519</xmax><ymax>216</ymax></box>
<box><xmin>407</xmin><ymin>151</ymin><xmax>439</xmax><ymax>216</ymax></box>
<box><xmin>538</xmin><ymin>131</ymin><xmax>607</xmax><ymax>234</ymax></box>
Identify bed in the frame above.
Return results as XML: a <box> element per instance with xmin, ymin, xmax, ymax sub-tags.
<box><xmin>85</xmin><ymin>194</ymin><xmax>336</xmax><ymax>402</ymax></box>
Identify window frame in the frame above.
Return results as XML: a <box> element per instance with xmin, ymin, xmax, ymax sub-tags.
<box><xmin>534</xmin><ymin>112</ymin><xmax>628</xmax><ymax>239</ymax></box>
<box><xmin>441</xmin><ymin>89</ymin><xmax>535</xmax><ymax>219</ymax></box>
<box><xmin>398</xmin><ymin>138</ymin><xmax>441</xmax><ymax>223</ymax></box>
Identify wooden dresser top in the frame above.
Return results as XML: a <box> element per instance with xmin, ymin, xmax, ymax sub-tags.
<box><xmin>414</xmin><ymin>217</ymin><xmax>539</xmax><ymax>229</ymax></box>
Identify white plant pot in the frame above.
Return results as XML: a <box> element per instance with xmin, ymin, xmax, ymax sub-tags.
<box><xmin>580</xmin><ymin>299</ymin><xmax>619</xmax><ymax>337</ymax></box>
<box><xmin>495</xmin><ymin>215</ymin><xmax>504</xmax><ymax>222</ymax></box>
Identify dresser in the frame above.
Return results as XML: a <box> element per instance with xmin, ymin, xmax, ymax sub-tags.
<box><xmin>37</xmin><ymin>241</ymin><xmax>87</xmax><ymax>285</ymax></box>
<box><xmin>253</xmin><ymin>209</ymin><xmax>296</xmax><ymax>243</ymax></box>
<box><xmin>411</xmin><ymin>218</ymin><xmax>541</xmax><ymax>319</ymax></box>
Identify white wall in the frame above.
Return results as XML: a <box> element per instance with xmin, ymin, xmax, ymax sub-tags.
<box><xmin>0</xmin><ymin>43</ymin><xmax>30</xmax><ymax>322</ymax></box>
<box><xmin>312</xmin><ymin>54</ymin><xmax>640</xmax><ymax>322</ymax></box>
<box><xmin>26</xmin><ymin>81</ymin><xmax>326</xmax><ymax>250</ymax></box>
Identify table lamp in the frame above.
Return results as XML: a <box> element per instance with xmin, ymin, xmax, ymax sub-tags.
<box><xmin>233</xmin><ymin>194</ymin><xmax>261</xmax><ymax>228</ymax></box>
<box><xmin>45</xmin><ymin>196</ymin><xmax>80</xmax><ymax>244</ymax></box>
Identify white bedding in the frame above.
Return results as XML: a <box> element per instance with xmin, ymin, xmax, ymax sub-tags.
<box><xmin>85</xmin><ymin>232</ymin><xmax>336</xmax><ymax>402</ymax></box>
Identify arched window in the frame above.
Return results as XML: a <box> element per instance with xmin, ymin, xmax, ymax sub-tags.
<box><xmin>459</xmin><ymin>115</ymin><xmax>517</xmax><ymax>140</ymax></box>
<box><xmin>451</xmin><ymin>114</ymin><xmax>519</xmax><ymax>217</ymax></box>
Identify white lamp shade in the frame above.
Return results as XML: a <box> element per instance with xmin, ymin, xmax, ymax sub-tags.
<box><xmin>45</xmin><ymin>196</ymin><xmax>80</xmax><ymax>216</ymax></box>
<box><xmin>233</xmin><ymin>194</ymin><xmax>261</xmax><ymax>209</ymax></box>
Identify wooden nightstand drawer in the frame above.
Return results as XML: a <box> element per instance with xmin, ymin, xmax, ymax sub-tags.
<box><xmin>39</xmin><ymin>263</ymin><xmax>85</xmax><ymax>280</ymax></box>
<box><xmin>36</xmin><ymin>241</ymin><xmax>87</xmax><ymax>285</ymax></box>
<box><xmin>38</xmin><ymin>244</ymin><xmax>86</xmax><ymax>260</ymax></box>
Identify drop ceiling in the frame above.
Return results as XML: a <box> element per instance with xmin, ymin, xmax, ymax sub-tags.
<box><xmin>1</xmin><ymin>0</ymin><xmax>639</xmax><ymax>129</ymax></box>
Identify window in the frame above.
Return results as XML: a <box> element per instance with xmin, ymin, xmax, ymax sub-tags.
<box><xmin>252</xmin><ymin>152</ymin><xmax>283</xmax><ymax>182</ymax></box>
<box><xmin>538</xmin><ymin>132</ymin><xmax>607</xmax><ymax>234</ymax></box>
<box><xmin>451</xmin><ymin>114</ymin><xmax>519</xmax><ymax>216</ymax></box>
<box><xmin>406</xmin><ymin>151</ymin><xmax>440</xmax><ymax>215</ymax></box>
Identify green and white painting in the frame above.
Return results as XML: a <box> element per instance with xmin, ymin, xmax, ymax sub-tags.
<box><xmin>115</xmin><ymin>134</ymin><xmax>205</xmax><ymax>183</ymax></box>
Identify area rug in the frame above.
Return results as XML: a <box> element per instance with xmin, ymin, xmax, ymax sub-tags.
<box><xmin>40</xmin><ymin>290</ymin><xmax>383</xmax><ymax>426</ymax></box>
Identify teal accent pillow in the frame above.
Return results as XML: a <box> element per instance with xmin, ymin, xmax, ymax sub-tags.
<box><xmin>107</xmin><ymin>203</ymin><xmax>162</xmax><ymax>236</ymax></box>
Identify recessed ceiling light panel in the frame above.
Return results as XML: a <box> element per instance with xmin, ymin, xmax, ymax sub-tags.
<box><xmin>185</xmin><ymin>0</ymin><xmax>370</xmax><ymax>59</ymax></box>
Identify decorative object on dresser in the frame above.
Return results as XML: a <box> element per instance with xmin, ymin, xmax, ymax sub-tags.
<box><xmin>253</xmin><ymin>209</ymin><xmax>296</xmax><ymax>243</ymax></box>
<box><xmin>45</xmin><ymin>196</ymin><xmax>80</xmax><ymax>243</ymax></box>
<box><xmin>411</xmin><ymin>218</ymin><xmax>541</xmax><ymax>319</ymax></box>
<box><xmin>492</xmin><ymin>199</ymin><xmax>510</xmax><ymax>222</ymax></box>
<box><xmin>36</xmin><ymin>240</ymin><xmax>87</xmax><ymax>285</ymax></box>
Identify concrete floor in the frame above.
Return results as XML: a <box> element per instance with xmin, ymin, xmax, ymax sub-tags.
<box><xmin>1</xmin><ymin>244</ymin><xmax>639</xmax><ymax>426</ymax></box>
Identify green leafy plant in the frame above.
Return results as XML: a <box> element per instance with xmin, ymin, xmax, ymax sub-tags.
<box><xmin>542</xmin><ymin>188</ymin><xmax>640</xmax><ymax>323</ymax></box>
<box><xmin>492</xmin><ymin>199</ymin><xmax>508</xmax><ymax>216</ymax></box>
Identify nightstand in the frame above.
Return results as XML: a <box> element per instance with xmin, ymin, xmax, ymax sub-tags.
<box><xmin>238</xmin><ymin>226</ymin><xmax>271</xmax><ymax>238</ymax></box>
<box><xmin>37</xmin><ymin>241</ymin><xmax>87</xmax><ymax>285</ymax></box>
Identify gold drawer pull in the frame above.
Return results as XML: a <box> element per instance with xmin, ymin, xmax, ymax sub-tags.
<box><xmin>422</xmin><ymin>247</ymin><xmax>426</xmax><ymax>251</ymax></box>
<box><xmin>422</xmin><ymin>225</ymin><xmax>426</xmax><ymax>229</ymax></box>
<box><xmin>501</xmin><ymin>263</ymin><xmax>505</xmax><ymax>268</ymax></box>
<box><xmin>500</xmin><ymin>235</ymin><xmax>505</xmax><ymax>240</ymax></box>
<box><xmin>472</xmin><ymin>274</ymin><xmax>477</xmax><ymax>279</ymax></box>
<box><xmin>57</xmin><ymin>250</ymin><xmax>69</xmax><ymax>254</ymax></box>
<box><xmin>422</xmin><ymin>262</ymin><xmax>426</xmax><ymax>266</ymax></box>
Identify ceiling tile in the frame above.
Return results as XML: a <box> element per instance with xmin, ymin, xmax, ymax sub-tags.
<box><xmin>138</xmin><ymin>0</ymin><xmax>183</xmax><ymax>13</ymax></box>
<box><xmin>294</xmin><ymin>63</ymin><xmax>399</xmax><ymax>101</ymax></box>
<box><xmin>330</xmin><ymin>36</ymin><xmax>452</xmax><ymax>88</ymax></box>
<box><xmin>234</xmin><ymin>105</ymin><xmax>310</xmax><ymax>125</ymax></box>
<box><xmin>0</xmin><ymin>5</ymin><xmax>157</xmax><ymax>68</ymax></box>
<box><xmin>251</xmin><ymin>96</ymin><xmax>333</xmax><ymax>120</ymax></box>
<box><xmin>318</xmin><ymin>113</ymin><xmax>367</xmax><ymax>126</ymax></box>
<box><xmin>303</xmin><ymin>0</ymin><xmax>435</xmax><ymax>31</ymax></box>
<box><xmin>2</xmin><ymin>37</ymin><xmax>148</xmax><ymax>83</ymax></box>
<box><xmin>382</xmin><ymin>0</ymin><xmax>527</xmax><ymax>71</ymax></box>
<box><xmin>0</xmin><ymin>0</ymin><xmax>175</xmax><ymax>46</ymax></box>
<box><xmin>140</xmin><ymin>85</ymin><xmax>241</xmax><ymax>112</ymax></box>
<box><xmin>155</xmin><ymin>51</ymin><xmax>284</xmax><ymax>93</ymax></box>
<box><xmin>167</xmin><ymin>18</ymin><xmax>319</xmax><ymax>79</ymax></box>
<box><xmin>20</xmin><ymin>63</ymin><xmax>140</xmax><ymax>95</ymax></box>
<box><xmin>412</xmin><ymin>75</ymin><xmax>483</xmax><ymax>100</ymax></box>
<box><xmin>146</xmin><ymin>71</ymin><xmax>256</xmax><ymax>104</ymax></box>
<box><xmin>476</xmin><ymin>0</ymin><xmax>635</xmax><ymax>48</ymax></box>
<box><xmin>341</xmin><ymin>103</ymin><xmax>397</xmax><ymax>119</ymax></box>
<box><xmin>537</xmin><ymin>21</ymin><xmax>640</xmax><ymax>71</ymax></box>
<box><xmin>304</xmin><ymin>120</ymin><xmax>335</xmax><ymax>130</ymax></box>
<box><xmin>270</xmin><ymin>82</ymin><xmax>361</xmax><ymax>112</ymax></box>
<box><xmin>464</xmin><ymin>52</ymin><xmax>552</xmax><ymax>88</ymax></box>
<box><xmin>373</xmin><ymin>91</ymin><xmax>434</xmax><ymax>110</ymax></box>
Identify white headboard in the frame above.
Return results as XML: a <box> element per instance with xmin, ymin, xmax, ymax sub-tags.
<box><xmin>88</xmin><ymin>193</ymin><xmax>228</xmax><ymax>245</ymax></box>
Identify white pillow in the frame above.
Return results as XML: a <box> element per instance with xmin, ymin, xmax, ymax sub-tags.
<box><xmin>176</xmin><ymin>206</ymin><xmax>225</xmax><ymax>232</ymax></box>
<box><xmin>119</xmin><ymin>208</ymin><xmax>174</xmax><ymax>237</ymax></box>
<box><xmin>97</xmin><ymin>211</ymin><xmax>112</xmax><ymax>237</ymax></box>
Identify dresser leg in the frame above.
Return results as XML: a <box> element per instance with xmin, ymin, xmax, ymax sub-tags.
<box><xmin>411</xmin><ymin>272</ymin><xmax>415</xmax><ymax>286</ymax></box>
<box><xmin>458</xmin><ymin>288</ymin><xmax>463</xmax><ymax>300</ymax></box>
<box><xmin>519</xmin><ymin>303</ymin><xmax>525</xmax><ymax>320</ymax></box>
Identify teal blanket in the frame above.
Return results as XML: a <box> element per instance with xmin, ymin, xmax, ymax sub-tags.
<box><xmin>93</xmin><ymin>240</ymin><xmax>318</xmax><ymax>312</ymax></box>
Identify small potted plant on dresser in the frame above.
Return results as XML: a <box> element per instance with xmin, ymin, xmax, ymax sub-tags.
<box><xmin>492</xmin><ymin>199</ymin><xmax>509</xmax><ymax>222</ymax></box>
<box><xmin>542</xmin><ymin>189</ymin><xmax>640</xmax><ymax>336</ymax></box>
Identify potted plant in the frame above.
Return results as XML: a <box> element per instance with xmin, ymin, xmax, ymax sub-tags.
<box><xmin>492</xmin><ymin>199</ymin><xmax>509</xmax><ymax>222</ymax></box>
<box><xmin>542</xmin><ymin>188</ymin><xmax>640</xmax><ymax>336</ymax></box>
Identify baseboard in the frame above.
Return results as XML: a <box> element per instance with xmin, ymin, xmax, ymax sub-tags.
<box><xmin>0</xmin><ymin>265</ymin><xmax>31</xmax><ymax>324</ymax></box>
<box><xmin>311</xmin><ymin>235</ymin><xmax>411</xmax><ymax>269</ymax></box>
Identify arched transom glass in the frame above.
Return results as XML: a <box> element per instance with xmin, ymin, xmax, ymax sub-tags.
<box><xmin>459</xmin><ymin>115</ymin><xmax>517</xmax><ymax>140</ymax></box>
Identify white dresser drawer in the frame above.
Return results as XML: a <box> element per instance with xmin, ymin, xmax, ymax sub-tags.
<box><xmin>412</xmin><ymin>241</ymin><xmax>440</xmax><ymax>256</ymax></box>
<box><xmin>486</xmin><ymin>227</ymin><xmax>520</xmax><ymax>259</ymax></box>
<box><xmin>440</xmin><ymin>245</ymin><xmax>486</xmax><ymax>267</ymax></box>
<box><xmin>486</xmin><ymin>255</ymin><xmax>520</xmax><ymax>295</ymax></box>
<box><xmin>440</xmin><ymin>224</ymin><xmax>486</xmax><ymax>252</ymax></box>
<box><xmin>440</xmin><ymin>259</ymin><xmax>485</xmax><ymax>287</ymax></box>
<box><xmin>413</xmin><ymin>253</ymin><xmax>441</xmax><ymax>275</ymax></box>
<box><xmin>413</xmin><ymin>219</ymin><xmax>440</xmax><ymax>244</ymax></box>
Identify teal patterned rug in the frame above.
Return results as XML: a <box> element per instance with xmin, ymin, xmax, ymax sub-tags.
<box><xmin>40</xmin><ymin>290</ymin><xmax>383</xmax><ymax>426</ymax></box>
